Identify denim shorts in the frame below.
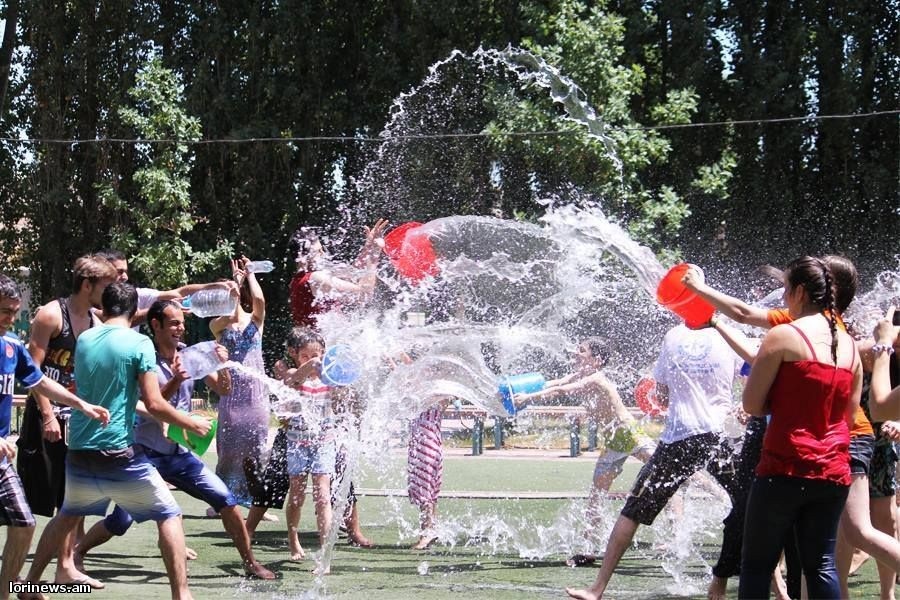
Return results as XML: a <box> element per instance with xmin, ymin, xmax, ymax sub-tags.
<box><xmin>849</xmin><ymin>434</ymin><xmax>875</xmax><ymax>476</ymax></box>
<box><xmin>287</xmin><ymin>440</ymin><xmax>336</xmax><ymax>477</ymax></box>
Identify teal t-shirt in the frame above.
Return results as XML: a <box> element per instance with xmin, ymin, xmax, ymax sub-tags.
<box><xmin>69</xmin><ymin>324</ymin><xmax>157</xmax><ymax>450</ymax></box>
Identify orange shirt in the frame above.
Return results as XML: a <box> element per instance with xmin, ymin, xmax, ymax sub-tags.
<box><xmin>765</xmin><ymin>308</ymin><xmax>870</xmax><ymax>437</ymax></box>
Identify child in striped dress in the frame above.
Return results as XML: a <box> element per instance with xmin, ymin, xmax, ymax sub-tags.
<box><xmin>407</xmin><ymin>397</ymin><xmax>451</xmax><ymax>549</ymax></box>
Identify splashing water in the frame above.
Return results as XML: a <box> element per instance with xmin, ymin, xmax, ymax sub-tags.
<box><xmin>238</xmin><ymin>45</ymin><xmax>780</xmax><ymax>596</ymax></box>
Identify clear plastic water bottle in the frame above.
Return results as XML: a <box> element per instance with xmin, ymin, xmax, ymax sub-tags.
<box><xmin>185</xmin><ymin>289</ymin><xmax>237</xmax><ymax>317</ymax></box>
<box><xmin>179</xmin><ymin>341</ymin><xmax>222</xmax><ymax>380</ymax></box>
<box><xmin>246</xmin><ymin>260</ymin><xmax>275</xmax><ymax>273</ymax></box>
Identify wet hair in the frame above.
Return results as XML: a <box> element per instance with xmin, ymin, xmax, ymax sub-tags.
<box><xmin>101</xmin><ymin>282</ymin><xmax>138</xmax><ymax>319</ymax></box>
<box><xmin>582</xmin><ymin>337</ymin><xmax>610</xmax><ymax>363</ymax></box>
<box><xmin>0</xmin><ymin>275</ymin><xmax>20</xmax><ymax>302</ymax></box>
<box><xmin>95</xmin><ymin>249</ymin><xmax>126</xmax><ymax>262</ymax></box>
<box><xmin>285</xmin><ymin>326</ymin><xmax>324</xmax><ymax>351</ymax></box>
<box><xmin>785</xmin><ymin>256</ymin><xmax>838</xmax><ymax>363</ymax></box>
<box><xmin>147</xmin><ymin>300</ymin><xmax>181</xmax><ymax>333</ymax></box>
<box><xmin>72</xmin><ymin>254</ymin><xmax>117</xmax><ymax>294</ymax></box>
<box><xmin>287</xmin><ymin>227</ymin><xmax>322</xmax><ymax>268</ymax></box>
<box><xmin>821</xmin><ymin>255</ymin><xmax>858</xmax><ymax>313</ymax></box>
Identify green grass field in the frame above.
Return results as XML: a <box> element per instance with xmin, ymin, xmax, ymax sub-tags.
<box><xmin>25</xmin><ymin>452</ymin><xmax>886</xmax><ymax>599</ymax></box>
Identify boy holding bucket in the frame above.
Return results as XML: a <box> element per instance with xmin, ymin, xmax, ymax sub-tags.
<box><xmin>514</xmin><ymin>338</ymin><xmax>656</xmax><ymax>562</ymax></box>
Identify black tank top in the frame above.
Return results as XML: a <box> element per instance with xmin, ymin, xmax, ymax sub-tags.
<box><xmin>41</xmin><ymin>297</ymin><xmax>94</xmax><ymax>393</ymax></box>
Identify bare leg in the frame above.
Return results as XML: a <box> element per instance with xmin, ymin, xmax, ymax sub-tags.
<box><xmin>23</xmin><ymin>514</ymin><xmax>80</xmax><ymax>587</ymax></box>
<box><xmin>871</xmin><ymin>496</ymin><xmax>897</xmax><ymax>600</ymax></box>
<box><xmin>412</xmin><ymin>503</ymin><xmax>437</xmax><ymax>549</ymax></box>
<box><xmin>286</xmin><ymin>475</ymin><xmax>307</xmax><ymax>561</ymax></box>
<box><xmin>218</xmin><ymin>505</ymin><xmax>275</xmax><ymax>579</ymax></box>
<box><xmin>565</xmin><ymin>514</ymin><xmax>640</xmax><ymax>600</ymax></box>
<box><xmin>245</xmin><ymin>505</ymin><xmax>267</xmax><ymax>539</ymax></box>
<box><xmin>157</xmin><ymin>516</ymin><xmax>192</xmax><ymax>600</ymax></box>
<box><xmin>839</xmin><ymin>475</ymin><xmax>900</xmax><ymax>598</ymax></box>
<box><xmin>345</xmin><ymin>503</ymin><xmax>373</xmax><ymax>547</ymax></box>
<box><xmin>74</xmin><ymin>519</ymin><xmax>114</xmax><ymax>566</ymax></box>
<box><xmin>1</xmin><ymin>525</ymin><xmax>33</xmax><ymax>600</ymax></box>
<box><xmin>311</xmin><ymin>474</ymin><xmax>333</xmax><ymax>575</ymax></box>
<box><xmin>52</xmin><ymin>516</ymin><xmax>102</xmax><ymax>588</ymax></box>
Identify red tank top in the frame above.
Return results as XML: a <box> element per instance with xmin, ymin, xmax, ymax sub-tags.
<box><xmin>756</xmin><ymin>325</ymin><xmax>855</xmax><ymax>485</ymax></box>
<box><xmin>289</xmin><ymin>271</ymin><xmax>336</xmax><ymax>329</ymax></box>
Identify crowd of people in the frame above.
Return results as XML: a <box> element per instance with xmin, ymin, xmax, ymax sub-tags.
<box><xmin>0</xmin><ymin>230</ymin><xmax>898</xmax><ymax>600</ymax></box>
<box><xmin>565</xmin><ymin>257</ymin><xmax>900</xmax><ymax>600</ymax></box>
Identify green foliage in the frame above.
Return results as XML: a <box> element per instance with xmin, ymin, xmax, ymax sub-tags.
<box><xmin>485</xmin><ymin>0</ymin><xmax>699</xmax><ymax>249</ymax></box>
<box><xmin>98</xmin><ymin>59</ymin><xmax>232</xmax><ymax>289</ymax></box>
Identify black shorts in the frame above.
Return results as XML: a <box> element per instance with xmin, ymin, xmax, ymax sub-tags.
<box><xmin>621</xmin><ymin>432</ymin><xmax>738</xmax><ymax>526</ymax></box>
<box><xmin>0</xmin><ymin>463</ymin><xmax>36</xmax><ymax>528</ymax></box>
<box><xmin>849</xmin><ymin>434</ymin><xmax>875</xmax><ymax>476</ymax></box>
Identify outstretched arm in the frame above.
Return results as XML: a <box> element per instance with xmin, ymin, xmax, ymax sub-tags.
<box><xmin>515</xmin><ymin>376</ymin><xmax>593</xmax><ymax>405</ymax></box>
<box><xmin>712</xmin><ymin>319</ymin><xmax>760</xmax><ymax>364</ymax></box>
<box><xmin>682</xmin><ymin>267</ymin><xmax>772</xmax><ymax>328</ymax></box>
<box><xmin>32</xmin><ymin>378</ymin><xmax>110</xmax><ymax>425</ymax></box>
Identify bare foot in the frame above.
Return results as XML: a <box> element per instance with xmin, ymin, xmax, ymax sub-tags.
<box><xmin>289</xmin><ymin>540</ymin><xmax>306</xmax><ymax>561</ymax></box>
<box><xmin>186</xmin><ymin>546</ymin><xmax>198</xmax><ymax>560</ymax></box>
<box><xmin>565</xmin><ymin>588</ymin><xmax>601</xmax><ymax>600</ymax></box>
<box><xmin>707</xmin><ymin>575</ymin><xmax>727</xmax><ymax>600</ymax></box>
<box><xmin>261</xmin><ymin>511</ymin><xmax>279</xmax><ymax>522</ymax></box>
<box><xmin>411</xmin><ymin>535</ymin><xmax>437</xmax><ymax>550</ymax></box>
<box><xmin>245</xmin><ymin>561</ymin><xmax>277</xmax><ymax>580</ymax></box>
<box><xmin>54</xmin><ymin>573</ymin><xmax>105</xmax><ymax>590</ymax></box>
<box><xmin>349</xmin><ymin>533</ymin><xmax>375</xmax><ymax>548</ymax></box>
<box><xmin>206</xmin><ymin>507</ymin><xmax>220</xmax><ymax>518</ymax></box>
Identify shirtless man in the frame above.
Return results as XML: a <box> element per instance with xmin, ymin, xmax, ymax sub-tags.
<box><xmin>20</xmin><ymin>254</ymin><xmax>117</xmax><ymax>589</ymax></box>
<box><xmin>515</xmin><ymin>338</ymin><xmax>656</xmax><ymax>564</ymax></box>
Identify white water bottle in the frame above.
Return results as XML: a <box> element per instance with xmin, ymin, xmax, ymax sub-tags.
<box><xmin>179</xmin><ymin>341</ymin><xmax>222</xmax><ymax>380</ymax></box>
<box><xmin>185</xmin><ymin>289</ymin><xmax>237</xmax><ymax>317</ymax></box>
<box><xmin>246</xmin><ymin>260</ymin><xmax>275</xmax><ymax>273</ymax></box>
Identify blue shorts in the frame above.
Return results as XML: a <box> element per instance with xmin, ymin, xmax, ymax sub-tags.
<box><xmin>102</xmin><ymin>447</ymin><xmax>236</xmax><ymax>535</ymax></box>
<box><xmin>62</xmin><ymin>447</ymin><xmax>181</xmax><ymax>523</ymax></box>
<box><xmin>287</xmin><ymin>440</ymin><xmax>336</xmax><ymax>477</ymax></box>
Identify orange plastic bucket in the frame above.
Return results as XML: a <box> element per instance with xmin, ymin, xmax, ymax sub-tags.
<box><xmin>383</xmin><ymin>222</ymin><xmax>440</xmax><ymax>282</ymax></box>
<box><xmin>656</xmin><ymin>263</ymin><xmax>715</xmax><ymax>328</ymax></box>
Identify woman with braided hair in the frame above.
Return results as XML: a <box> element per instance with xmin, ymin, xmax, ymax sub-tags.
<box><xmin>738</xmin><ymin>257</ymin><xmax>863</xmax><ymax>599</ymax></box>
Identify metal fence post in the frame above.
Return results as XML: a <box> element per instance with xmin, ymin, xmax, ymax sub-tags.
<box><xmin>569</xmin><ymin>416</ymin><xmax>581</xmax><ymax>457</ymax></box>
<box><xmin>472</xmin><ymin>417</ymin><xmax>484</xmax><ymax>455</ymax></box>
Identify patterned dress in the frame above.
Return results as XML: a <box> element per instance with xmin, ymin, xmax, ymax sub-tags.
<box><xmin>217</xmin><ymin>320</ymin><xmax>270</xmax><ymax>505</ymax></box>
<box><xmin>407</xmin><ymin>405</ymin><xmax>444</xmax><ymax>508</ymax></box>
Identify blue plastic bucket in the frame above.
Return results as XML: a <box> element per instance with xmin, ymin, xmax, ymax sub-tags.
<box><xmin>497</xmin><ymin>373</ymin><xmax>545</xmax><ymax>415</ymax></box>
<box><xmin>321</xmin><ymin>344</ymin><xmax>362</xmax><ymax>387</ymax></box>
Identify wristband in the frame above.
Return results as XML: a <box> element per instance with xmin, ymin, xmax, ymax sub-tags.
<box><xmin>873</xmin><ymin>343</ymin><xmax>896</xmax><ymax>356</ymax></box>
<box><xmin>709</xmin><ymin>315</ymin><xmax>719</xmax><ymax>329</ymax></box>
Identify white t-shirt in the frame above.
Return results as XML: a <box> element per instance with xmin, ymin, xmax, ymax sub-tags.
<box><xmin>133</xmin><ymin>287</ymin><xmax>160</xmax><ymax>332</ymax></box>
<box><xmin>652</xmin><ymin>325</ymin><xmax>743</xmax><ymax>444</ymax></box>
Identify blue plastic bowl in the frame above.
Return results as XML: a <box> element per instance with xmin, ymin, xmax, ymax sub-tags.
<box><xmin>321</xmin><ymin>344</ymin><xmax>362</xmax><ymax>387</ymax></box>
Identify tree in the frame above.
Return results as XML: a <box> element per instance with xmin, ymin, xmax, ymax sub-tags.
<box><xmin>97</xmin><ymin>58</ymin><xmax>232</xmax><ymax>289</ymax></box>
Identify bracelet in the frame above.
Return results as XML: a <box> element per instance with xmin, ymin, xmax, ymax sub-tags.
<box><xmin>709</xmin><ymin>315</ymin><xmax>719</xmax><ymax>329</ymax></box>
<box><xmin>873</xmin><ymin>343</ymin><xmax>896</xmax><ymax>356</ymax></box>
